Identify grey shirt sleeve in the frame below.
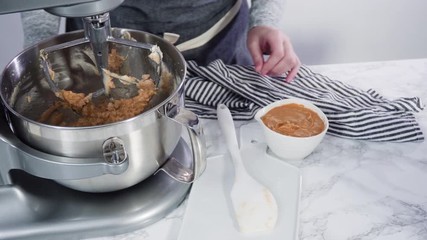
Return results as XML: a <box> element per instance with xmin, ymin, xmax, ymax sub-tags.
<box><xmin>249</xmin><ymin>0</ymin><xmax>286</xmax><ymax>29</ymax></box>
<box><xmin>21</xmin><ymin>10</ymin><xmax>60</xmax><ymax>47</ymax></box>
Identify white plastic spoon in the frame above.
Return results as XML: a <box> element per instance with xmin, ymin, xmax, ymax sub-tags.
<box><xmin>217</xmin><ymin>104</ymin><xmax>278</xmax><ymax>234</ymax></box>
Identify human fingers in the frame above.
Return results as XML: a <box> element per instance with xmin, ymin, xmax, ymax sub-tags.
<box><xmin>266</xmin><ymin>38</ymin><xmax>301</xmax><ymax>81</ymax></box>
<box><xmin>266</xmin><ymin>51</ymin><xmax>300</xmax><ymax>79</ymax></box>
<box><xmin>282</xmin><ymin>40</ymin><xmax>301</xmax><ymax>82</ymax></box>
<box><xmin>285</xmin><ymin>63</ymin><xmax>300</xmax><ymax>82</ymax></box>
<box><xmin>259</xmin><ymin>38</ymin><xmax>284</xmax><ymax>75</ymax></box>
<box><xmin>265</xmin><ymin>57</ymin><xmax>290</xmax><ymax>76</ymax></box>
<box><xmin>247</xmin><ymin>33</ymin><xmax>264</xmax><ymax>73</ymax></box>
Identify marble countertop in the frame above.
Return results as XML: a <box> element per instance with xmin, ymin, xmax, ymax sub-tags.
<box><xmin>91</xmin><ymin>58</ymin><xmax>427</xmax><ymax>240</ymax></box>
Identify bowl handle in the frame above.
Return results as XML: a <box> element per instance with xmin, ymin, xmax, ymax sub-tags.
<box><xmin>159</xmin><ymin>105</ymin><xmax>207</xmax><ymax>183</ymax></box>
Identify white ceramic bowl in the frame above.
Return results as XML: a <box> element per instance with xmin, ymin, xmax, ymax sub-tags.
<box><xmin>254</xmin><ymin>98</ymin><xmax>329</xmax><ymax>160</ymax></box>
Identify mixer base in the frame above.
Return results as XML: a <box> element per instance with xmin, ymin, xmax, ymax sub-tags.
<box><xmin>0</xmin><ymin>138</ymin><xmax>192</xmax><ymax>240</ymax></box>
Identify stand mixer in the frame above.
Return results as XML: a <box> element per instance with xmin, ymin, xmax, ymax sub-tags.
<box><xmin>0</xmin><ymin>1</ymin><xmax>206</xmax><ymax>239</ymax></box>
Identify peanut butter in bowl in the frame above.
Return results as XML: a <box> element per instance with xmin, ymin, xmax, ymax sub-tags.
<box><xmin>261</xmin><ymin>103</ymin><xmax>325</xmax><ymax>138</ymax></box>
<box><xmin>255</xmin><ymin>98</ymin><xmax>329</xmax><ymax>160</ymax></box>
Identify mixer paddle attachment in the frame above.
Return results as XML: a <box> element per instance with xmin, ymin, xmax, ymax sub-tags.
<box><xmin>39</xmin><ymin>12</ymin><xmax>163</xmax><ymax>101</ymax></box>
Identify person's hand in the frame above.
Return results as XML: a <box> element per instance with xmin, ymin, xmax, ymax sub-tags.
<box><xmin>247</xmin><ymin>25</ymin><xmax>301</xmax><ymax>82</ymax></box>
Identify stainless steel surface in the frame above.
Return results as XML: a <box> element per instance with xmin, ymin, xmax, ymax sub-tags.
<box><xmin>0</xmin><ymin>109</ymin><xmax>129</xmax><ymax>184</ymax></box>
<box><xmin>83</xmin><ymin>13</ymin><xmax>111</xmax><ymax>73</ymax></box>
<box><xmin>102</xmin><ymin>137</ymin><xmax>128</xmax><ymax>164</ymax></box>
<box><xmin>167</xmin><ymin>107</ymin><xmax>207</xmax><ymax>182</ymax></box>
<box><xmin>0</xmin><ymin>0</ymin><xmax>124</xmax><ymax>17</ymax></box>
<box><xmin>0</xmin><ymin>138</ymin><xmax>192</xmax><ymax>240</ymax></box>
<box><xmin>46</xmin><ymin>0</ymin><xmax>124</xmax><ymax>17</ymax></box>
<box><xmin>0</xmin><ymin>29</ymin><xmax>206</xmax><ymax>192</ymax></box>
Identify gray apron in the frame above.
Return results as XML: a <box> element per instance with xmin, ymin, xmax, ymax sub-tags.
<box><xmin>66</xmin><ymin>0</ymin><xmax>252</xmax><ymax>66</ymax></box>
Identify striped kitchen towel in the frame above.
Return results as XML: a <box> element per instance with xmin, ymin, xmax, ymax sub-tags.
<box><xmin>184</xmin><ymin>59</ymin><xmax>425</xmax><ymax>142</ymax></box>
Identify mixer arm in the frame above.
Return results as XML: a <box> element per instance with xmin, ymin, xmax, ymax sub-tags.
<box><xmin>0</xmin><ymin>0</ymin><xmax>124</xmax><ymax>18</ymax></box>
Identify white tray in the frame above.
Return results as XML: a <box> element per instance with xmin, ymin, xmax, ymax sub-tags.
<box><xmin>178</xmin><ymin>122</ymin><xmax>301</xmax><ymax>240</ymax></box>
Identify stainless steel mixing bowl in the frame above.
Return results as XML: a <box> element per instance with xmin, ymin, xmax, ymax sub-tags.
<box><xmin>0</xmin><ymin>28</ymin><xmax>206</xmax><ymax>192</ymax></box>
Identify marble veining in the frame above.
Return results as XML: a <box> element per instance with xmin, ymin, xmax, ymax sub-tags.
<box><xmin>88</xmin><ymin>58</ymin><xmax>427</xmax><ymax>240</ymax></box>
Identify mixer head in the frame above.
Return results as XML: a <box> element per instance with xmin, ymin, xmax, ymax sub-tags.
<box><xmin>0</xmin><ymin>0</ymin><xmax>124</xmax><ymax>17</ymax></box>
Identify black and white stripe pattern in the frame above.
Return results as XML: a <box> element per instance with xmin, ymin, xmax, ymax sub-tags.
<box><xmin>184</xmin><ymin>60</ymin><xmax>425</xmax><ymax>142</ymax></box>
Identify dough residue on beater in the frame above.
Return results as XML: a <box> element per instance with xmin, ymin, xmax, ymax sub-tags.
<box><xmin>38</xmin><ymin>44</ymin><xmax>162</xmax><ymax>127</ymax></box>
<box><xmin>39</xmin><ymin>74</ymin><xmax>157</xmax><ymax>127</ymax></box>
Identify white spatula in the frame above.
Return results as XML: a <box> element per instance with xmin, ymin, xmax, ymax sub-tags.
<box><xmin>216</xmin><ymin>104</ymin><xmax>278</xmax><ymax>234</ymax></box>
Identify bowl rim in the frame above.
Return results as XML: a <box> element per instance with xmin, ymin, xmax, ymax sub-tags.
<box><xmin>0</xmin><ymin>28</ymin><xmax>187</xmax><ymax>130</ymax></box>
<box><xmin>255</xmin><ymin>98</ymin><xmax>329</xmax><ymax>139</ymax></box>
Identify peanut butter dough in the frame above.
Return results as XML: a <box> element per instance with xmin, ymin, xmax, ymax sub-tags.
<box><xmin>38</xmin><ymin>47</ymin><xmax>158</xmax><ymax>127</ymax></box>
<box><xmin>261</xmin><ymin>103</ymin><xmax>325</xmax><ymax>137</ymax></box>
<box><xmin>39</xmin><ymin>75</ymin><xmax>156</xmax><ymax>127</ymax></box>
